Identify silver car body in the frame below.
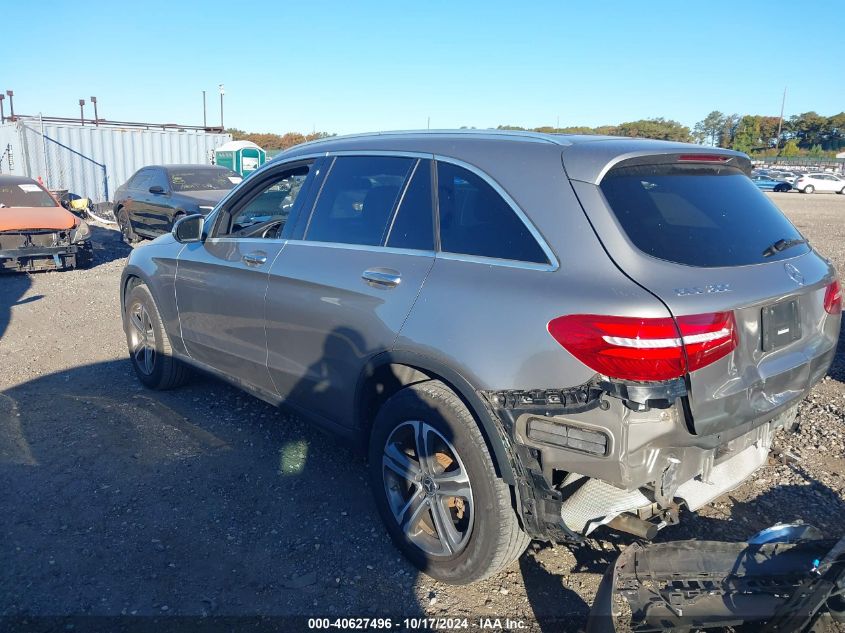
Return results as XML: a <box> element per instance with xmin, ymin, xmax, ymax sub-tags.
<box><xmin>121</xmin><ymin>130</ymin><xmax>841</xmax><ymax>541</ymax></box>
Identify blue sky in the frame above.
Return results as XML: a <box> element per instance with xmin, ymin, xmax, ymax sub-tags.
<box><xmin>3</xmin><ymin>0</ymin><xmax>843</xmax><ymax>135</ymax></box>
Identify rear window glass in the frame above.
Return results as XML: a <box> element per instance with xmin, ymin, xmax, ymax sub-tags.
<box><xmin>599</xmin><ymin>164</ymin><xmax>809</xmax><ymax>267</ymax></box>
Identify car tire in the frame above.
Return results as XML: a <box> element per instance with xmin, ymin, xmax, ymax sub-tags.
<box><xmin>838</xmin><ymin>187</ymin><xmax>845</xmax><ymax>195</ymax></box>
<box><xmin>76</xmin><ymin>243</ymin><xmax>94</xmax><ymax>269</ymax></box>
<box><xmin>803</xmin><ymin>185</ymin><xmax>815</xmax><ymax>194</ymax></box>
<box><xmin>368</xmin><ymin>380</ymin><xmax>530</xmax><ymax>584</ymax></box>
<box><xmin>117</xmin><ymin>207</ymin><xmax>141</xmax><ymax>244</ymax></box>
<box><xmin>124</xmin><ymin>283</ymin><xmax>191</xmax><ymax>390</ymax></box>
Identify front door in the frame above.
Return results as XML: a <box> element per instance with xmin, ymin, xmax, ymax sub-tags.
<box><xmin>175</xmin><ymin>160</ymin><xmax>319</xmax><ymax>396</ymax></box>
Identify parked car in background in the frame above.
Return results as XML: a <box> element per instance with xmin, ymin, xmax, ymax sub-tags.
<box><xmin>0</xmin><ymin>175</ymin><xmax>93</xmax><ymax>272</ymax></box>
<box><xmin>120</xmin><ymin>130</ymin><xmax>841</xmax><ymax>584</ymax></box>
<box><xmin>751</xmin><ymin>173</ymin><xmax>793</xmax><ymax>192</ymax></box>
<box><xmin>766</xmin><ymin>170</ymin><xmax>800</xmax><ymax>185</ymax></box>
<box><xmin>114</xmin><ymin>165</ymin><xmax>242</xmax><ymax>243</ymax></box>
<box><xmin>794</xmin><ymin>172</ymin><xmax>845</xmax><ymax>194</ymax></box>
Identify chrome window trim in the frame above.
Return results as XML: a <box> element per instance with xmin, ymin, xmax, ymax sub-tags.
<box><xmin>213</xmin><ymin>149</ymin><xmax>558</xmax><ymax>271</ymax></box>
<box><xmin>282</xmin><ymin>239</ymin><xmax>435</xmax><ymax>259</ymax></box>
<box><xmin>432</xmin><ymin>154</ymin><xmax>559</xmax><ymax>271</ymax></box>
<box><xmin>435</xmin><ymin>251</ymin><xmax>557</xmax><ymax>272</ymax></box>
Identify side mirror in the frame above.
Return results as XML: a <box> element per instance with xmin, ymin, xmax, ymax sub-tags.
<box><xmin>173</xmin><ymin>214</ymin><xmax>204</xmax><ymax>243</ymax></box>
<box><xmin>149</xmin><ymin>185</ymin><xmax>165</xmax><ymax>194</ymax></box>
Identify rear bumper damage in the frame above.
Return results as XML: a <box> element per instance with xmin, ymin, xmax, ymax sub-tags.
<box><xmin>483</xmin><ymin>376</ymin><xmax>803</xmax><ymax>543</ymax></box>
<box><xmin>587</xmin><ymin>527</ymin><xmax>845</xmax><ymax>632</ymax></box>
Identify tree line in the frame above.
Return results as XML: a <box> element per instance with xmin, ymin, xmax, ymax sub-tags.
<box><xmin>228</xmin><ymin>110</ymin><xmax>845</xmax><ymax>157</ymax></box>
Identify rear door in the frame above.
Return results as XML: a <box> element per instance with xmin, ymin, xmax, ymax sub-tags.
<box><xmin>264</xmin><ymin>154</ymin><xmax>436</xmax><ymax>429</ymax></box>
<box><xmin>568</xmin><ymin>154</ymin><xmax>840</xmax><ymax>436</ymax></box>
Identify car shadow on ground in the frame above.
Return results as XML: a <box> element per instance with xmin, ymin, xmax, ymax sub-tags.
<box><xmin>88</xmin><ymin>224</ymin><xmax>131</xmax><ymax>267</ymax></box>
<box><xmin>0</xmin><ymin>273</ymin><xmax>38</xmax><ymax>340</ymax></box>
<box><xmin>0</xmin><ymin>358</ymin><xmax>431</xmax><ymax>624</ymax></box>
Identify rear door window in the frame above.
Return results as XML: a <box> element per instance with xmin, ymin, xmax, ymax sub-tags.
<box><xmin>436</xmin><ymin>162</ymin><xmax>548</xmax><ymax>264</ymax></box>
<box><xmin>386</xmin><ymin>159</ymin><xmax>434</xmax><ymax>251</ymax></box>
<box><xmin>305</xmin><ymin>156</ymin><xmax>414</xmax><ymax>246</ymax></box>
<box><xmin>599</xmin><ymin>163</ymin><xmax>809</xmax><ymax>267</ymax></box>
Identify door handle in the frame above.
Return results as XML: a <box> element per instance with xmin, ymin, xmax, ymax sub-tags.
<box><xmin>362</xmin><ymin>268</ymin><xmax>401</xmax><ymax>288</ymax></box>
<box><xmin>242</xmin><ymin>252</ymin><xmax>268</xmax><ymax>267</ymax></box>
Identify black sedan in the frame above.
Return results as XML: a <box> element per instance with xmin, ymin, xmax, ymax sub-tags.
<box><xmin>114</xmin><ymin>165</ymin><xmax>241</xmax><ymax>242</ymax></box>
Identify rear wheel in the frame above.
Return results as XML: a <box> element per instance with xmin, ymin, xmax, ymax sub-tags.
<box><xmin>838</xmin><ymin>187</ymin><xmax>845</xmax><ymax>195</ymax></box>
<box><xmin>124</xmin><ymin>283</ymin><xmax>190</xmax><ymax>389</ymax></box>
<box><xmin>117</xmin><ymin>207</ymin><xmax>140</xmax><ymax>244</ymax></box>
<box><xmin>368</xmin><ymin>380</ymin><xmax>530</xmax><ymax>584</ymax></box>
<box><xmin>803</xmin><ymin>185</ymin><xmax>815</xmax><ymax>194</ymax></box>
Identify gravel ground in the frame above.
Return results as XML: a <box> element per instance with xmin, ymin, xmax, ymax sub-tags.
<box><xmin>0</xmin><ymin>192</ymin><xmax>843</xmax><ymax>632</ymax></box>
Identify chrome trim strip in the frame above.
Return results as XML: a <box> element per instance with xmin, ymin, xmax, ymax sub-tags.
<box><xmin>435</xmin><ymin>251</ymin><xmax>556</xmax><ymax>272</ymax></box>
<box><xmin>220</xmin><ymin>150</ymin><xmax>559</xmax><ymax>271</ymax></box>
<box><xmin>282</xmin><ymin>239</ymin><xmax>436</xmax><ymax>258</ymax></box>
<box><xmin>432</xmin><ymin>154</ymin><xmax>559</xmax><ymax>271</ymax></box>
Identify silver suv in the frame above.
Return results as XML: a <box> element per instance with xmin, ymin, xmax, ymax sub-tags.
<box><xmin>121</xmin><ymin>131</ymin><xmax>842</xmax><ymax>584</ymax></box>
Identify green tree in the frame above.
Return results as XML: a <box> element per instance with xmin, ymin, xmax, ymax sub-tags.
<box><xmin>732</xmin><ymin>115</ymin><xmax>762</xmax><ymax>153</ymax></box>
<box><xmin>719</xmin><ymin>114</ymin><xmax>739</xmax><ymax>148</ymax></box>
<box><xmin>781</xmin><ymin>138</ymin><xmax>800</xmax><ymax>157</ymax></box>
<box><xmin>613</xmin><ymin>118</ymin><xmax>691</xmax><ymax>142</ymax></box>
<box><xmin>693</xmin><ymin>111</ymin><xmax>725</xmax><ymax>146</ymax></box>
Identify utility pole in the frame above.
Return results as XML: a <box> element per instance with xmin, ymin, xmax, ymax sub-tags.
<box><xmin>0</xmin><ymin>94</ymin><xmax>5</xmax><ymax>123</ymax></box>
<box><xmin>218</xmin><ymin>84</ymin><xmax>225</xmax><ymax>129</ymax></box>
<box><xmin>6</xmin><ymin>90</ymin><xmax>15</xmax><ymax>121</ymax></box>
<box><xmin>202</xmin><ymin>90</ymin><xmax>207</xmax><ymax>128</ymax></box>
<box><xmin>90</xmin><ymin>96</ymin><xmax>98</xmax><ymax>125</ymax></box>
<box><xmin>775</xmin><ymin>87</ymin><xmax>787</xmax><ymax>150</ymax></box>
<box><xmin>79</xmin><ymin>99</ymin><xmax>86</xmax><ymax>125</ymax></box>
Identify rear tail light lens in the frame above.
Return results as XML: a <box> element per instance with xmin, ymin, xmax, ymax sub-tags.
<box><xmin>824</xmin><ymin>280</ymin><xmax>842</xmax><ymax>315</ymax></box>
<box><xmin>547</xmin><ymin>312</ymin><xmax>738</xmax><ymax>382</ymax></box>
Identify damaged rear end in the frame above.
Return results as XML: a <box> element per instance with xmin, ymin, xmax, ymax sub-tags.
<box><xmin>498</xmin><ymin>144</ymin><xmax>841</xmax><ymax>542</ymax></box>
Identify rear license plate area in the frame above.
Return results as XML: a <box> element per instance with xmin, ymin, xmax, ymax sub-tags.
<box><xmin>761</xmin><ymin>299</ymin><xmax>802</xmax><ymax>351</ymax></box>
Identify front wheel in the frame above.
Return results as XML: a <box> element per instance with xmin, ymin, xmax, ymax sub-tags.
<box><xmin>774</xmin><ymin>184</ymin><xmax>790</xmax><ymax>192</ymax></box>
<box><xmin>803</xmin><ymin>185</ymin><xmax>815</xmax><ymax>194</ymax></box>
<box><xmin>368</xmin><ymin>380</ymin><xmax>530</xmax><ymax>584</ymax></box>
<box><xmin>124</xmin><ymin>283</ymin><xmax>191</xmax><ymax>389</ymax></box>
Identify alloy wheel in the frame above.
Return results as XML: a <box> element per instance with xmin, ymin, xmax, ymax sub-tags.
<box><xmin>128</xmin><ymin>302</ymin><xmax>156</xmax><ymax>375</ymax></box>
<box><xmin>382</xmin><ymin>421</ymin><xmax>474</xmax><ymax>557</ymax></box>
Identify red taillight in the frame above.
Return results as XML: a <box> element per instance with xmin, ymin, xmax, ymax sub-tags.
<box><xmin>678</xmin><ymin>154</ymin><xmax>729</xmax><ymax>162</ymax></box>
<box><xmin>824</xmin><ymin>280</ymin><xmax>842</xmax><ymax>315</ymax></box>
<box><xmin>547</xmin><ymin>312</ymin><xmax>738</xmax><ymax>382</ymax></box>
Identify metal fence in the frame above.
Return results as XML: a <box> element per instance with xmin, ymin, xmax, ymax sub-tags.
<box><xmin>0</xmin><ymin>118</ymin><xmax>230</xmax><ymax>202</ymax></box>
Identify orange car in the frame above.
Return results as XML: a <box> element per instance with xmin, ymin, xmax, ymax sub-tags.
<box><xmin>0</xmin><ymin>175</ymin><xmax>93</xmax><ymax>272</ymax></box>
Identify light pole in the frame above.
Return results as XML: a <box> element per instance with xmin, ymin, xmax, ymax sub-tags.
<box><xmin>202</xmin><ymin>90</ymin><xmax>207</xmax><ymax>128</ymax></box>
<box><xmin>0</xmin><ymin>94</ymin><xmax>5</xmax><ymax>123</ymax></box>
<box><xmin>218</xmin><ymin>84</ymin><xmax>225</xmax><ymax>129</ymax></box>
<box><xmin>6</xmin><ymin>90</ymin><xmax>15</xmax><ymax>121</ymax></box>
<box><xmin>79</xmin><ymin>99</ymin><xmax>86</xmax><ymax>125</ymax></box>
<box><xmin>90</xmin><ymin>96</ymin><xmax>99</xmax><ymax>125</ymax></box>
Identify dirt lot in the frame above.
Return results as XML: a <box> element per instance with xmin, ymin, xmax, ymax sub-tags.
<box><xmin>1</xmin><ymin>192</ymin><xmax>843</xmax><ymax>632</ymax></box>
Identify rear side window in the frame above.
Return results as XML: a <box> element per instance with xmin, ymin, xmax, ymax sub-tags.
<box><xmin>600</xmin><ymin>164</ymin><xmax>809</xmax><ymax>267</ymax></box>
<box><xmin>306</xmin><ymin>156</ymin><xmax>414</xmax><ymax>246</ymax></box>
<box><xmin>386</xmin><ymin>159</ymin><xmax>434</xmax><ymax>251</ymax></box>
<box><xmin>436</xmin><ymin>162</ymin><xmax>548</xmax><ymax>264</ymax></box>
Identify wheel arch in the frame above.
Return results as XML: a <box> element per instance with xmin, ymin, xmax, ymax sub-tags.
<box><xmin>354</xmin><ymin>350</ymin><xmax>516</xmax><ymax>485</ymax></box>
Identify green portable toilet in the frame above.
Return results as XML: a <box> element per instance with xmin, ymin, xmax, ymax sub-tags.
<box><xmin>214</xmin><ymin>140</ymin><xmax>267</xmax><ymax>177</ymax></box>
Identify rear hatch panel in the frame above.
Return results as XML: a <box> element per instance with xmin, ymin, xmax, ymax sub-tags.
<box><xmin>566</xmin><ymin>152</ymin><xmax>840</xmax><ymax>437</ymax></box>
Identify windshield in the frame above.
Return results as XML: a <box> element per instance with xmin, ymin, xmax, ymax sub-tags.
<box><xmin>169</xmin><ymin>168</ymin><xmax>241</xmax><ymax>192</ymax></box>
<box><xmin>0</xmin><ymin>182</ymin><xmax>57</xmax><ymax>208</ymax></box>
<box><xmin>600</xmin><ymin>163</ymin><xmax>809</xmax><ymax>267</ymax></box>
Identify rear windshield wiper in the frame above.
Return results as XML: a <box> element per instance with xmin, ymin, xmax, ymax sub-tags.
<box><xmin>763</xmin><ymin>238</ymin><xmax>807</xmax><ymax>258</ymax></box>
